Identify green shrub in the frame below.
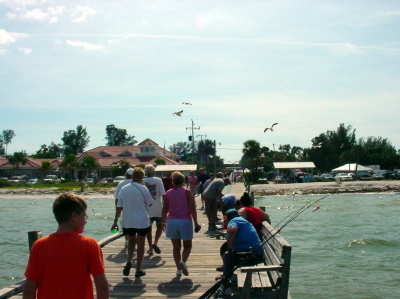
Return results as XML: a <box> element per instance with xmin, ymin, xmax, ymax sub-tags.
<box><xmin>0</xmin><ymin>179</ymin><xmax>12</xmax><ymax>187</ymax></box>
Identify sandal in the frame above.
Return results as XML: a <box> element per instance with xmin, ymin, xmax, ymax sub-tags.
<box><xmin>135</xmin><ymin>270</ymin><xmax>146</xmax><ymax>278</ymax></box>
<box><xmin>123</xmin><ymin>262</ymin><xmax>132</xmax><ymax>276</ymax></box>
<box><xmin>152</xmin><ymin>244</ymin><xmax>161</xmax><ymax>254</ymax></box>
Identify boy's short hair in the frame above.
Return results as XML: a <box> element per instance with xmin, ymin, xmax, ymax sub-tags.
<box><xmin>171</xmin><ymin>171</ymin><xmax>185</xmax><ymax>186</ymax></box>
<box><xmin>132</xmin><ymin>167</ymin><xmax>145</xmax><ymax>181</ymax></box>
<box><xmin>53</xmin><ymin>193</ymin><xmax>87</xmax><ymax>224</ymax></box>
<box><xmin>240</xmin><ymin>192</ymin><xmax>252</xmax><ymax>207</ymax></box>
<box><xmin>144</xmin><ymin>164</ymin><xmax>155</xmax><ymax>177</ymax></box>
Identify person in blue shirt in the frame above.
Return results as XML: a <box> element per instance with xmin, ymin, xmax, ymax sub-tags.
<box><xmin>220</xmin><ymin>209</ymin><xmax>263</xmax><ymax>279</ymax></box>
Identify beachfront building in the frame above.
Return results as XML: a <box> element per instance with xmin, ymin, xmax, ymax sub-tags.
<box><xmin>273</xmin><ymin>161</ymin><xmax>316</xmax><ymax>183</ymax></box>
<box><xmin>79</xmin><ymin>138</ymin><xmax>180</xmax><ymax>178</ymax></box>
<box><xmin>0</xmin><ymin>156</ymin><xmax>62</xmax><ymax>178</ymax></box>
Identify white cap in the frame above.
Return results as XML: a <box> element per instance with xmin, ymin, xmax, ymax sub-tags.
<box><xmin>126</xmin><ymin>168</ymin><xmax>134</xmax><ymax>175</ymax></box>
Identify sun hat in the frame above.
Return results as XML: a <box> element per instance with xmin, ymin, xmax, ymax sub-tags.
<box><xmin>126</xmin><ymin>168</ymin><xmax>134</xmax><ymax>175</ymax></box>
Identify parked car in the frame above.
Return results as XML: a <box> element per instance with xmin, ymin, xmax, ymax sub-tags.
<box><xmin>8</xmin><ymin>175</ymin><xmax>28</xmax><ymax>183</ymax></box>
<box><xmin>43</xmin><ymin>175</ymin><xmax>60</xmax><ymax>183</ymax></box>
<box><xmin>86</xmin><ymin>177</ymin><xmax>95</xmax><ymax>184</ymax></box>
<box><xmin>27</xmin><ymin>178</ymin><xmax>39</xmax><ymax>184</ymax></box>
<box><xmin>335</xmin><ymin>173</ymin><xmax>354</xmax><ymax>181</ymax></box>
<box><xmin>319</xmin><ymin>173</ymin><xmax>335</xmax><ymax>182</ymax></box>
<box><xmin>113</xmin><ymin>176</ymin><xmax>125</xmax><ymax>184</ymax></box>
<box><xmin>355</xmin><ymin>171</ymin><xmax>372</xmax><ymax>180</ymax></box>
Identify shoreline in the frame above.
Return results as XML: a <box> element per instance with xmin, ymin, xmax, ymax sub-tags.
<box><xmin>251</xmin><ymin>180</ymin><xmax>400</xmax><ymax>196</ymax></box>
<box><xmin>1</xmin><ymin>180</ymin><xmax>400</xmax><ymax>198</ymax></box>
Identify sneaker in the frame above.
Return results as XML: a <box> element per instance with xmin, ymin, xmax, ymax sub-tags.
<box><xmin>180</xmin><ymin>261</ymin><xmax>189</xmax><ymax>276</ymax></box>
<box><xmin>123</xmin><ymin>262</ymin><xmax>132</xmax><ymax>276</ymax></box>
<box><xmin>176</xmin><ymin>269</ymin><xmax>182</xmax><ymax>277</ymax></box>
<box><xmin>152</xmin><ymin>244</ymin><xmax>161</xmax><ymax>254</ymax></box>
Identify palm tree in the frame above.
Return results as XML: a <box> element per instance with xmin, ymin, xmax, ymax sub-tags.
<box><xmin>40</xmin><ymin>161</ymin><xmax>53</xmax><ymax>178</ymax></box>
<box><xmin>7</xmin><ymin>151</ymin><xmax>28</xmax><ymax>169</ymax></box>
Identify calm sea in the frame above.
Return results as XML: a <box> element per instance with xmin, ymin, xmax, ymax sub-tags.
<box><xmin>1</xmin><ymin>193</ymin><xmax>399</xmax><ymax>299</ymax></box>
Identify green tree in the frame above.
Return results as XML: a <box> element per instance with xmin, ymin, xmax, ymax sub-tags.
<box><xmin>60</xmin><ymin>154</ymin><xmax>78</xmax><ymax>179</ymax></box>
<box><xmin>169</xmin><ymin>142</ymin><xmax>192</xmax><ymax>161</ymax></box>
<box><xmin>1</xmin><ymin>129</ymin><xmax>15</xmax><ymax>155</ymax></box>
<box><xmin>62</xmin><ymin>125</ymin><xmax>90</xmax><ymax>155</ymax></box>
<box><xmin>7</xmin><ymin>151</ymin><xmax>28</xmax><ymax>169</ymax></box>
<box><xmin>111</xmin><ymin>160</ymin><xmax>132</xmax><ymax>177</ymax></box>
<box><xmin>154</xmin><ymin>158</ymin><xmax>166</xmax><ymax>165</ymax></box>
<box><xmin>197</xmin><ymin>139</ymin><xmax>215</xmax><ymax>166</ymax></box>
<box><xmin>32</xmin><ymin>143</ymin><xmax>63</xmax><ymax>158</ymax></box>
<box><xmin>356</xmin><ymin>137</ymin><xmax>400</xmax><ymax>169</ymax></box>
<box><xmin>40</xmin><ymin>161</ymin><xmax>53</xmax><ymax>178</ymax></box>
<box><xmin>78</xmin><ymin>156</ymin><xmax>99</xmax><ymax>179</ymax></box>
<box><xmin>240</xmin><ymin>140</ymin><xmax>262</xmax><ymax>183</ymax></box>
<box><xmin>105</xmin><ymin>124</ymin><xmax>137</xmax><ymax>146</ymax></box>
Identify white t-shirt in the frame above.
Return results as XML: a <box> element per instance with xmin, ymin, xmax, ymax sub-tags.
<box><xmin>117</xmin><ymin>182</ymin><xmax>153</xmax><ymax>229</ymax></box>
<box><xmin>144</xmin><ymin>176</ymin><xmax>166</xmax><ymax>218</ymax></box>
<box><xmin>114</xmin><ymin>179</ymin><xmax>132</xmax><ymax>205</ymax></box>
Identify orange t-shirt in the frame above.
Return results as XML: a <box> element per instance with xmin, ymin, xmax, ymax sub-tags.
<box><xmin>25</xmin><ymin>232</ymin><xmax>105</xmax><ymax>299</ymax></box>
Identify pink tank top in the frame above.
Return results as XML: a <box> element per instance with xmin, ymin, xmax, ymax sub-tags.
<box><xmin>166</xmin><ymin>187</ymin><xmax>191</xmax><ymax>219</ymax></box>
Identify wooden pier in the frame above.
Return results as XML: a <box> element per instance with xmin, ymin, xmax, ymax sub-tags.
<box><xmin>1</xmin><ymin>183</ymin><xmax>247</xmax><ymax>299</ymax></box>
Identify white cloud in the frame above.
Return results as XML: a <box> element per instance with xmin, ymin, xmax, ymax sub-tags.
<box><xmin>0</xmin><ymin>0</ymin><xmax>47</xmax><ymax>7</ymax></box>
<box><xmin>18</xmin><ymin>47</ymin><xmax>32</xmax><ymax>54</ymax></box>
<box><xmin>0</xmin><ymin>28</ymin><xmax>28</xmax><ymax>45</ymax></box>
<box><xmin>70</xmin><ymin>6</ymin><xmax>96</xmax><ymax>23</ymax></box>
<box><xmin>65</xmin><ymin>40</ymin><xmax>104</xmax><ymax>51</ymax></box>
<box><xmin>380</xmin><ymin>10</ymin><xmax>400</xmax><ymax>17</ymax></box>
<box><xmin>6</xmin><ymin>5</ymin><xmax>65</xmax><ymax>23</ymax></box>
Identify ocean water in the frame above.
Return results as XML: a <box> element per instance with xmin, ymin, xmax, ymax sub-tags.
<box><xmin>0</xmin><ymin>193</ymin><xmax>399</xmax><ymax>299</ymax></box>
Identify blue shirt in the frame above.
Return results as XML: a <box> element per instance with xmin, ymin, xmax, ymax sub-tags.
<box><xmin>228</xmin><ymin>216</ymin><xmax>262</xmax><ymax>253</ymax></box>
<box><xmin>222</xmin><ymin>194</ymin><xmax>236</xmax><ymax>210</ymax></box>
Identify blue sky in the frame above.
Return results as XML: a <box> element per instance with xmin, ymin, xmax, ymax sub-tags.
<box><xmin>1</xmin><ymin>0</ymin><xmax>400</xmax><ymax>163</ymax></box>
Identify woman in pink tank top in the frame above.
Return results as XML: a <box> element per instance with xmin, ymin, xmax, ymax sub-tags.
<box><xmin>162</xmin><ymin>171</ymin><xmax>201</xmax><ymax>277</ymax></box>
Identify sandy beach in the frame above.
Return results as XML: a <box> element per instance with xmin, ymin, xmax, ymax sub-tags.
<box><xmin>251</xmin><ymin>180</ymin><xmax>400</xmax><ymax>196</ymax></box>
<box><xmin>1</xmin><ymin>180</ymin><xmax>400</xmax><ymax>198</ymax></box>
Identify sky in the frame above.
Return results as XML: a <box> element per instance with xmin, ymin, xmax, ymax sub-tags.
<box><xmin>1</xmin><ymin>0</ymin><xmax>400</xmax><ymax>163</ymax></box>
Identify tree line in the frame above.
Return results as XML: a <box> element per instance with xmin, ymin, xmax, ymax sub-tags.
<box><xmin>240</xmin><ymin>123</ymin><xmax>400</xmax><ymax>180</ymax></box>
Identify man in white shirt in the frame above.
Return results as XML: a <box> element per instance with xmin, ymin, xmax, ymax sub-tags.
<box><xmin>144</xmin><ymin>164</ymin><xmax>166</xmax><ymax>255</ymax></box>
<box><xmin>114</xmin><ymin>168</ymin><xmax>134</xmax><ymax>205</ymax></box>
<box><xmin>112</xmin><ymin>167</ymin><xmax>153</xmax><ymax>278</ymax></box>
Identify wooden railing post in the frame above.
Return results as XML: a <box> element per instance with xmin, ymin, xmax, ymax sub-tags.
<box><xmin>28</xmin><ymin>231</ymin><xmax>42</xmax><ymax>251</ymax></box>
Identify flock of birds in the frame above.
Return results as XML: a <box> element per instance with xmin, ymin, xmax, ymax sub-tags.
<box><xmin>172</xmin><ymin>100</ymin><xmax>278</xmax><ymax>133</ymax></box>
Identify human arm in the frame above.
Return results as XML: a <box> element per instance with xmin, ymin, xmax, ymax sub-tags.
<box><xmin>263</xmin><ymin>211</ymin><xmax>271</xmax><ymax>224</ymax></box>
<box><xmin>188</xmin><ymin>190</ymin><xmax>201</xmax><ymax>232</ymax></box>
<box><xmin>226</xmin><ymin>225</ymin><xmax>238</xmax><ymax>250</ymax></box>
<box><xmin>93</xmin><ymin>273</ymin><xmax>109</xmax><ymax>299</ymax></box>
<box><xmin>111</xmin><ymin>207</ymin><xmax>122</xmax><ymax>231</ymax></box>
<box><xmin>22</xmin><ymin>280</ymin><xmax>37</xmax><ymax>299</ymax></box>
<box><xmin>161</xmin><ymin>195</ymin><xmax>168</xmax><ymax>222</ymax></box>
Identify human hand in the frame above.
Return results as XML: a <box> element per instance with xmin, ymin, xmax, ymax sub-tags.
<box><xmin>194</xmin><ymin>223</ymin><xmax>201</xmax><ymax>233</ymax></box>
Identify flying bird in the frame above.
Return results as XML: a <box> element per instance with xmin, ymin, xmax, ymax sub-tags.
<box><xmin>264</xmin><ymin>122</ymin><xmax>278</xmax><ymax>132</ymax></box>
<box><xmin>172</xmin><ymin>110</ymin><xmax>184</xmax><ymax>117</ymax></box>
<box><xmin>182</xmin><ymin>101</ymin><xmax>192</xmax><ymax>105</ymax></box>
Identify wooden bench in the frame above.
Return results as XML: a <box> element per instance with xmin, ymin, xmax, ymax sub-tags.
<box><xmin>236</xmin><ymin>221</ymin><xmax>292</xmax><ymax>299</ymax></box>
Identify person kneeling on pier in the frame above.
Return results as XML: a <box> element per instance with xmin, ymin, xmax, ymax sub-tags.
<box><xmin>218</xmin><ymin>209</ymin><xmax>263</xmax><ymax>282</ymax></box>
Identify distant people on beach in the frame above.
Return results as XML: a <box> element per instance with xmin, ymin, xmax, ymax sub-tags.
<box><xmin>162</xmin><ymin>171</ymin><xmax>201</xmax><ymax>277</ymax></box>
<box><xmin>111</xmin><ymin>167</ymin><xmax>153</xmax><ymax>278</ymax></box>
<box><xmin>186</xmin><ymin>171</ymin><xmax>199</xmax><ymax>199</ymax></box>
<box><xmin>197</xmin><ymin>168</ymin><xmax>210</xmax><ymax>210</ymax></box>
<box><xmin>202</xmin><ymin>172</ymin><xmax>225</xmax><ymax>234</ymax></box>
<box><xmin>162</xmin><ymin>172</ymin><xmax>173</xmax><ymax>192</ymax></box>
<box><xmin>144</xmin><ymin>164</ymin><xmax>166</xmax><ymax>255</ymax></box>
<box><xmin>23</xmin><ymin>193</ymin><xmax>109</xmax><ymax>299</ymax></box>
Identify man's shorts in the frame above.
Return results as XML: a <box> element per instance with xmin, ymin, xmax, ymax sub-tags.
<box><xmin>123</xmin><ymin>227</ymin><xmax>150</xmax><ymax>237</ymax></box>
<box><xmin>150</xmin><ymin>217</ymin><xmax>163</xmax><ymax>223</ymax></box>
<box><xmin>166</xmin><ymin>219</ymin><xmax>193</xmax><ymax>240</ymax></box>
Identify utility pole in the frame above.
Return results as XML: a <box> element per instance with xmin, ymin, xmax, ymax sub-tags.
<box><xmin>185</xmin><ymin>119</ymin><xmax>200</xmax><ymax>154</ymax></box>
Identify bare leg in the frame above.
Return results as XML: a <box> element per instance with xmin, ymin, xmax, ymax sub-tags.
<box><xmin>182</xmin><ymin>240</ymin><xmax>192</xmax><ymax>263</ymax></box>
<box><xmin>154</xmin><ymin>221</ymin><xmax>163</xmax><ymax>247</ymax></box>
<box><xmin>127</xmin><ymin>235</ymin><xmax>136</xmax><ymax>263</ymax></box>
<box><xmin>171</xmin><ymin>239</ymin><xmax>182</xmax><ymax>270</ymax></box>
<box><xmin>146</xmin><ymin>222</ymin><xmax>153</xmax><ymax>255</ymax></box>
<box><xmin>136</xmin><ymin>235</ymin><xmax>146</xmax><ymax>273</ymax></box>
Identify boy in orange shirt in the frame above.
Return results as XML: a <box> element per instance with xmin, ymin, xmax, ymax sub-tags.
<box><xmin>23</xmin><ymin>193</ymin><xmax>109</xmax><ymax>299</ymax></box>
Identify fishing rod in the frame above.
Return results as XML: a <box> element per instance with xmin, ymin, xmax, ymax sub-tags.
<box><xmin>199</xmin><ymin>194</ymin><xmax>329</xmax><ymax>299</ymax></box>
<box><xmin>261</xmin><ymin>194</ymin><xmax>329</xmax><ymax>246</ymax></box>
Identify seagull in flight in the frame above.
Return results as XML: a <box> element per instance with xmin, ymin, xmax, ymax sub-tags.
<box><xmin>172</xmin><ymin>110</ymin><xmax>184</xmax><ymax>117</ymax></box>
<box><xmin>264</xmin><ymin>122</ymin><xmax>278</xmax><ymax>132</ymax></box>
<box><xmin>182</xmin><ymin>101</ymin><xmax>192</xmax><ymax>105</ymax></box>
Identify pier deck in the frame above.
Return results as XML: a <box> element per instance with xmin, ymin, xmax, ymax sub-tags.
<box><xmin>4</xmin><ymin>183</ymin><xmax>245</xmax><ymax>299</ymax></box>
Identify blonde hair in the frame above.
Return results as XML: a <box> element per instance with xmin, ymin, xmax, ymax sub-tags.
<box><xmin>144</xmin><ymin>164</ymin><xmax>155</xmax><ymax>177</ymax></box>
<box><xmin>132</xmin><ymin>167</ymin><xmax>145</xmax><ymax>182</ymax></box>
<box><xmin>171</xmin><ymin>171</ymin><xmax>185</xmax><ymax>186</ymax></box>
